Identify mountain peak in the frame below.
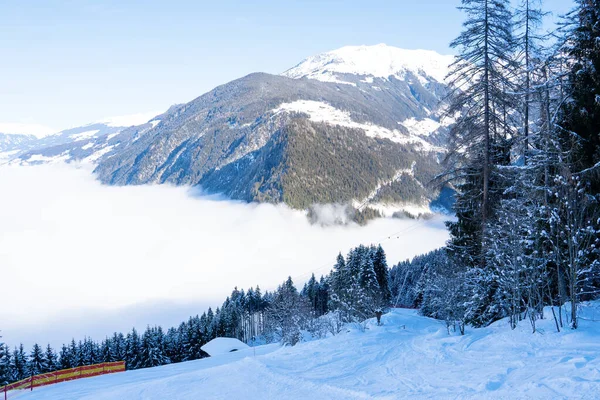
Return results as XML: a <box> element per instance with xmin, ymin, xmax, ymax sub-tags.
<box><xmin>282</xmin><ymin>44</ymin><xmax>454</xmax><ymax>85</ymax></box>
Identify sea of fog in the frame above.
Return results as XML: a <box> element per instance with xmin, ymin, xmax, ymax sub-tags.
<box><xmin>0</xmin><ymin>163</ymin><xmax>449</xmax><ymax>349</ymax></box>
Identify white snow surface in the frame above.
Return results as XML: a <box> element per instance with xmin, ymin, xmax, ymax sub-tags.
<box><xmin>25</xmin><ymin>152</ymin><xmax>71</xmax><ymax>164</ymax></box>
<box><xmin>69</xmin><ymin>129</ymin><xmax>100</xmax><ymax>141</ymax></box>
<box><xmin>12</xmin><ymin>303</ymin><xmax>600</xmax><ymax>399</ymax></box>
<box><xmin>400</xmin><ymin>118</ymin><xmax>442</xmax><ymax>137</ymax></box>
<box><xmin>201</xmin><ymin>337</ymin><xmax>250</xmax><ymax>356</ymax></box>
<box><xmin>0</xmin><ymin>150</ymin><xmax>20</xmax><ymax>160</ymax></box>
<box><xmin>273</xmin><ymin>100</ymin><xmax>442</xmax><ymax>151</ymax></box>
<box><xmin>283</xmin><ymin>44</ymin><xmax>455</xmax><ymax>85</ymax></box>
<box><xmin>82</xmin><ymin>145</ymin><xmax>115</xmax><ymax>163</ymax></box>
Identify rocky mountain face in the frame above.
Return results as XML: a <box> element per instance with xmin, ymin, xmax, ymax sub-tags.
<box><xmin>3</xmin><ymin>44</ymin><xmax>455</xmax><ymax>217</ymax></box>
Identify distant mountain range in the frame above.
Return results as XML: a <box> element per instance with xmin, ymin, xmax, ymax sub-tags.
<box><xmin>1</xmin><ymin>44</ymin><xmax>455</xmax><ymax>219</ymax></box>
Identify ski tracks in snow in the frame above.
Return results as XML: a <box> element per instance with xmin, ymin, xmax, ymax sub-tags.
<box><xmin>13</xmin><ymin>305</ymin><xmax>600</xmax><ymax>400</ymax></box>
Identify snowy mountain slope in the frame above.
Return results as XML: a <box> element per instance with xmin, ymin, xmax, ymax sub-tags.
<box><xmin>282</xmin><ymin>44</ymin><xmax>455</xmax><ymax>86</ymax></box>
<box><xmin>92</xmin><ymin>45</ymin><xmax>454</xmax><ymax>213</ymax></box>
<box><xmin>272</xmin><ymin>100</ymin><xmax>444</xmax><ymax>152</ymax></box>
<box><xmin>2</xmin><ymin>113</ymin><xmax>165</xmax><ymax>166</ymax></box>
<box><xmin>14</xmin><ymin>303</ymin><xmax>600</xmax><ymax>399</ymax></box>
<box><xmin>0</xmin><ymin>132</ymin><xmax>38</xmax><ymax>153</ymax></box>
<box><xmin>5</xmin><ymin>45</ymin><xmax>455</xmax><ymax>215</ymax></box>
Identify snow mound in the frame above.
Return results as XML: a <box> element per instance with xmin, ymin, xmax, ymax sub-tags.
<box><xmin>70</xmin><ymin>129</ymin><xmax>100</xmax><ymax>141</ymax></box>
<box><xmin>283</xmin><ymin>44</ymin><xmax>455</xmax><ymax>85</ymax></box>
<box><xmin>201</xmin><ymin>337</ymin><xmax>249</xmax><ymax>356</ymax></box>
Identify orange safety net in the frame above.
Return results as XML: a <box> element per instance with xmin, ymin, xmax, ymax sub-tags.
<box><xmin>1</xmin><ymin>361</ymin><xmax>125</xmax><ymax>395</ymax></box>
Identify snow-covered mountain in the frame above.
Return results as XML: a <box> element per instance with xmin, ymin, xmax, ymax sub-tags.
<box><xmin>0</xmin><ymin>123</ymin><xmax>56</xmax><ymax>157</ymax></box>
<box><xmin>4</xmin><ymin>45</ymin><xmax>455</xmax><ymax>217</ymax></box>
<box><xmin>283</xmin><ymin>44</ymin><xmax>454</xmax><ymax>86</ymax></box>
<box><xmin>1</xmin><ymin>112</ymin><xmax>166</xmax><ymax>166</ymax></box>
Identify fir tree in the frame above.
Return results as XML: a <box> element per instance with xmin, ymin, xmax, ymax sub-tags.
<box><xmin>43</xmin><ymin>344</ymin><xmax>58</xmax><ymax>373</ymax></box>
<box><xmin>266</xmin><ymin>277</ymin><xmax>310</xmax><ymax>345</ymax></box>
<box><xmin>372</xmin><ymin>245</ymin><xmax>392</xmax><ymax>307</ymax></box>
<box><xmin>125</xmin><ymin>328</ymin><xmax>141</xmax><ymax>370</ymax></box>
<box><xmin>444</xmin><ymin>0</ymin><xmax>518</xmax><ymax>327</ymax></box>
<box><xmin>12</xmin><ymin>344</ymin><xmax>28</xmax><ymax>380</ymax></box>
<box><xmin>101</xmin><ymin>338</ymin><xmax>114</xmax><ymax>363</ymax></box>
<box><xmin>315</xmin><ymin>276</ymin><xmax>329</xmax><ymax>316</ymax></box>
<box><xmin>28</xmin><ymin>344</ymin><xmax>44</xmax><ymax>376</ymax></box>
<box><xmin>59</xmin><ymin>344</ymin><xmax>72</xmax><ymax>370</ymax></box>
<box><xmin>69</xmin><ymin>339</ymin><xmax>81</xmax><ymax>368</ymax></box>
<box><xmin>0</xmin><ymin>344</ymin><xmax>12</xmax><ymax>386</ymax></box>
<box><xmin>552</xmin><ymin>0</ymin><xmax>600</xmax><ymax>328</ymax></box>
<box><xmin>112</xmin><ymin>332</ymin><xmax>126</xmax><ymax>362</ymax></box>
<box><xmin>139</xmin><ymin>326</ymin><xmax>170</xmax><ymax>369</ymax></box>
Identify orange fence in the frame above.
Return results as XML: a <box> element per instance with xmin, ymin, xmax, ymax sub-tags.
<box><xmin>1</xmin><ymin>361</ymin><xmax>125</xmax><ymax>398</ymax></box>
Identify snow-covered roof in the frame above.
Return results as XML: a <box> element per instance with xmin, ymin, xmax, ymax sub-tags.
<box><xmin>201</xmin><ymin>337</ymin><xmax>249</xmax><ymax>356</ymax></box>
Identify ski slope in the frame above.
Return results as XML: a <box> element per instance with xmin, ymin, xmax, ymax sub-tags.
<box><xmin>12</xmin><ymin>303</ymin><xmax>600</xmax><ymax>399</ymax></box>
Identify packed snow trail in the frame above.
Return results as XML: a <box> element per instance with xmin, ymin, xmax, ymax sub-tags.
<box><xmin>13</xmin><ymin>304</ymin><xmax>600</xmax><ymax>399</ymax></box>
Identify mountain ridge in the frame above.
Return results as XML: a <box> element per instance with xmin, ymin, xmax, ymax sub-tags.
<box><xmin>282</xmin><ymin>44</ymin><xmax>455</xmax><ymax>86</ymax></box>
<box><xmin>2</xmin><ymin>44</ymin><xmax>454</xmax><ymax>217</ymax></box>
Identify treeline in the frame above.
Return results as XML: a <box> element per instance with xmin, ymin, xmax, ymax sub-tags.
<box><xmin>0</xmin><ymin>245</ymin><xmax>391</xmax><ymax>386</ymax></box>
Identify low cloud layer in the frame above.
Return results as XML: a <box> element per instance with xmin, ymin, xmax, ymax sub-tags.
<box><xmin>0</xmin><ymin>163</ymin><xmax>449</xmax><ymax>348</ymax></box>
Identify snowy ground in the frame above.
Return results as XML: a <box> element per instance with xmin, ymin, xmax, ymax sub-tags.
<box><xmin>12</xmin><ymin>303</ymin><xmax>600</xmax><ymax>399</ymax></box>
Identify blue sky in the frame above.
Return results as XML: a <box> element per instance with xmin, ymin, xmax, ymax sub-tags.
<box><xmin>0</xmin><ymin>0</ymin><xmax>574</xmax><ymax>131</ymax></box>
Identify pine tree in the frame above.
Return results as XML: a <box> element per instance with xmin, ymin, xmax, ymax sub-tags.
<box><xmin>302</xmin><ymin>274</ymin><xmax>319</xmax><ymax>314</ymax></box>
<box><xmin>316</xmin><ymin>276</ymin><xmax>329</xmax><ymax>316</ymax></box>
<box><xmin>358</xmin><ymin>249</ymin><xmax>380</xmax><ymax>316</ymax></box>
<box><xmin>139</xmin><ymin>326</ymin><xmax>170</xmax><ymax>369</ymax></box>
<box><xmin>79</xmin><ymin>338</ymin><xmax>98</xmax><ymax>366</ymax></box>
<box><xmin>43</xmin><ymin>344</ymin><xmax>58</xmax><ymax>373</ymax></box>
<box><xmin>69</xmin><ymin>339</ymin><xmax>81</xmax><ymax>367</ymax></box>
<box><xmin>164</xmin><ymin>327</ymin><xmax>181</xmax><ymax>363</ymax></box>
<box><xmin>125</xmin><ymin>328</ymin><xmax>141</xmax><ymax>370</ymax></box>
<box><xmin>12</xmin><ymin>345</ymin><xmax>28</xmax><ymax>381</ymax></box>
<box><xmin>28</xmin><ymin>344</ymin><xmax>44</xmax><ymax>376</ymax></box>
<box><xmin>329</xmin><ymin>253</ymin><xmax>347</xmax><ymax>305</ymax></box>
<box><xmin>515</xmin><ymin>0</ymin><xmax>546</xmax><ymax>163</ymax></box>
<box><xmin>266</xmin><ymin>277</ymin><xmax>309</xmax><ymax>345</ymax></box>
<box><xmin>101</xmin><ymin>338</ymin><xmax>114</xmax><ymax>363</ymax></box>
<box><xmin>112</xmin><ymin>332</ymin><xmax>126</xmax><ymax>362</ymax></box>
<box><xmin>59</xmin><ymin>344</ymin><xmax>72</xmax><ymax>370</ymax></box>
<box><xmin>0</xmin><ymin>344</ymin><xmax>12</xmax><ymax>385</ymax></box>
<box><xmin>444</xmin><ymin>0</ymin><xmax>518</xmax><ymax>327</ymax></box>
<box><xmin>553</xmin><ymin>0</ymin><xmax>600</xmax><ymax>328</ymax></box>
<box><xmin>206</xmin><ymin>308</ymin><xmax>215</xmax><ymax>340</ymax></box>
<box><xmin>372</xmin><ymin>245</ymin><xmax>392</xmax><ymax>307</ymax></box>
